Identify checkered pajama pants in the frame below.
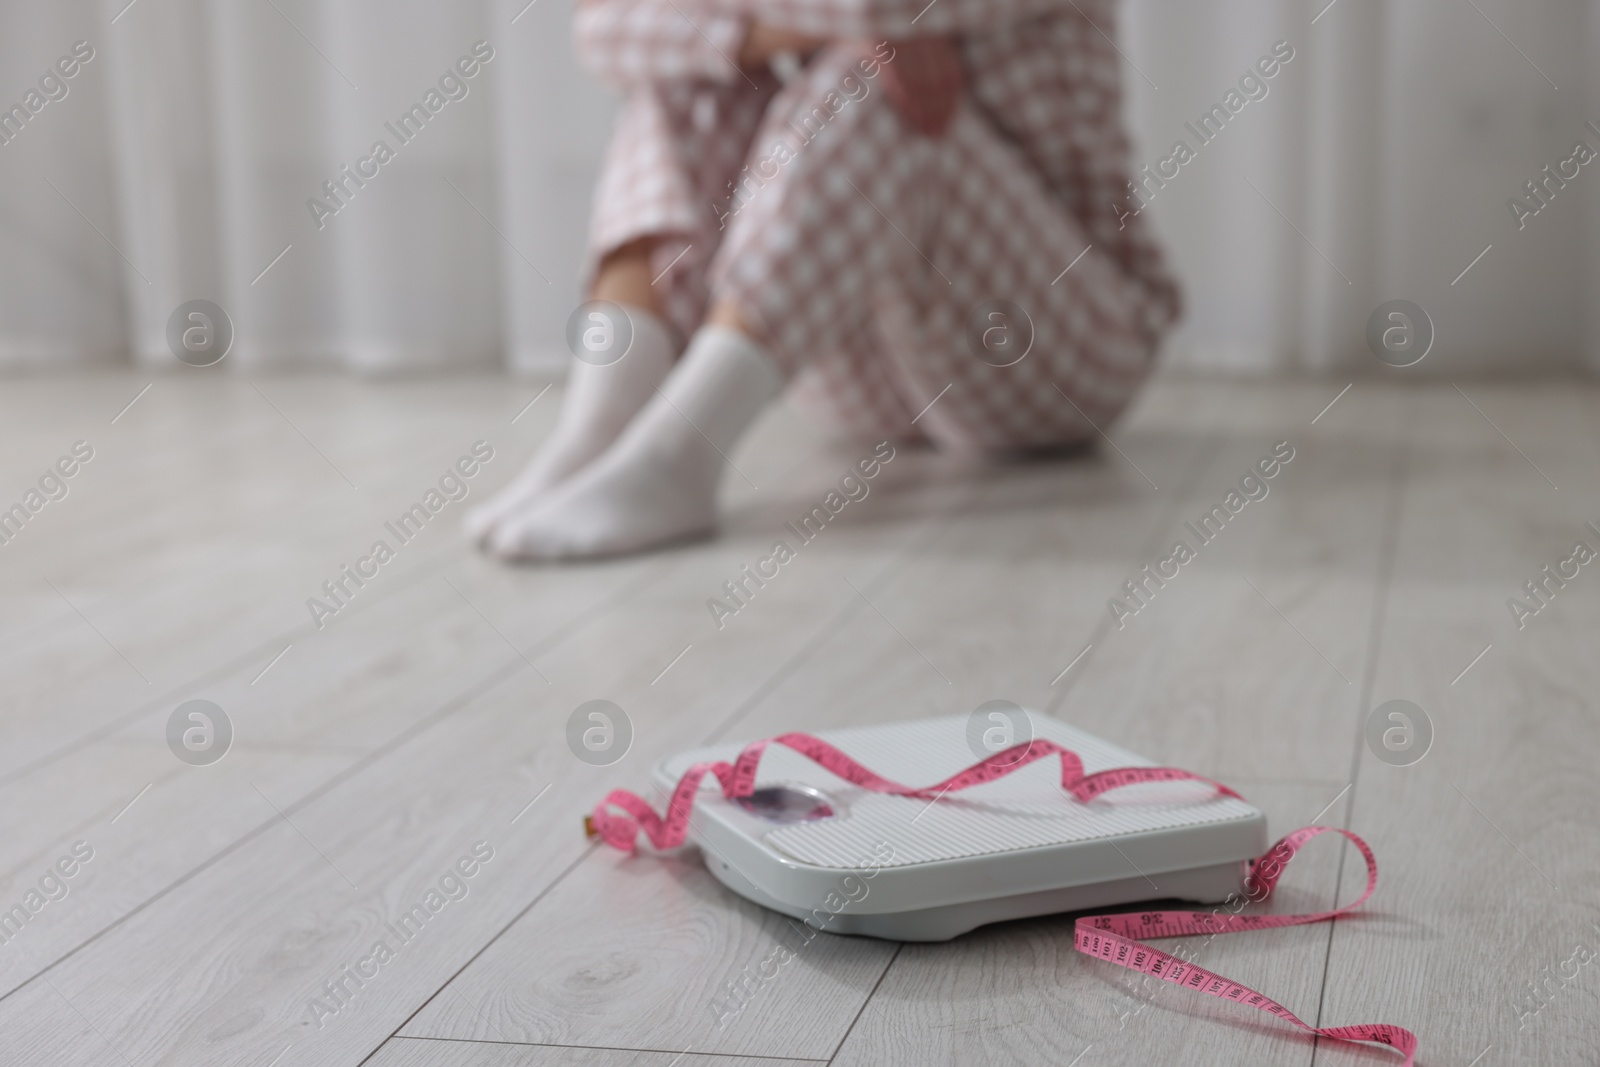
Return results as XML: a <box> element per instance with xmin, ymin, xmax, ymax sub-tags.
<box><xmin>592</xmin><ymin>44</ymin><xmax>1163</xmax><ymax>452</ymax></box>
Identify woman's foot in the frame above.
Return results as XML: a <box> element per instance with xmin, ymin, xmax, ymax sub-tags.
<box><xmin>486</xmin><ymin>423</ymin><xmax>720</xmax><ymax>560</ymax></box>
<box><xmin>464</xmin><ymin>308</ymin><xmax>679</xmax><ymax>545</ymax></box>
<box><xmin>488</xmin><ymin>325</ymin><xmax>784</xmax><ymax>561</ymax></box>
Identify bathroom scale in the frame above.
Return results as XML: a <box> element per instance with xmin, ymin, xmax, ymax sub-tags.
<box><xmin>650</xmin><ymin>712</ymin><xmax>1266</xmax><ymax>941</ymax></box>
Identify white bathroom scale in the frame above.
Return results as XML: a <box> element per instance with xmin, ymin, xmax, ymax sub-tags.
<box><xmin>653</xmin><ymin>713</ymin><xmax>1266</xmax><ymax>941</ymax></box>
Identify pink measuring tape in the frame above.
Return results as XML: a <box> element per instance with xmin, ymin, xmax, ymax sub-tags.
<box><xmin>586</xmin><ymin>733</ymin><xmax>1418</xmax><ymax>1065</ymax></box>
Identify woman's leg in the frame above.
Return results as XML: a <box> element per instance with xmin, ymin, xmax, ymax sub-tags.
<box><xmin>784</xmin><ymin>332</ymin><xmax>932</xmax><ymax>447</ymax></box>
<box><xmin>468</xmin><ymin>82</ymin><xmax>770</xmax><ymax>544</ymax></box>
<box><xmin>464</xmin><ymin>240</ymin><xmax>682</xmax><ymax>544</ymax></box>
<box><xmin>488</xmin><ymin>40</ymin><xmax>1174</xmax><ymax>558</ymax></box>
<box><xmin>707</xmin><ymin>60</ymin><xmax>1167</xmax><ymax>454</ymax></box>
<box><xmin>486</xmin><ymin>44</ymin><xmax>928</xmax><ymax>559</ymax></box>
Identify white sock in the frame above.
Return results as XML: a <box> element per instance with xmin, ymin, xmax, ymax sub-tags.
<box><xmin>488</xmin><ymin>325</ymin><xmax>785</xmax><ymax>560</ymax></box>
<box><xmin>465</xmin><ymin>308</ymin><xmax>679</xmax><ymax>545</ymax></box>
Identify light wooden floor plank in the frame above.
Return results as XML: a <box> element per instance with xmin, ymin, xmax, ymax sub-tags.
<box><xmin>1317</xmin><ymin>384</ymin><xmax>1600</xmax><ymax>1067</ymax></box>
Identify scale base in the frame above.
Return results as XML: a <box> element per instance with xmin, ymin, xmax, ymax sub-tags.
<box><xmin>704</xmin><ymin>851</ymin><xmax>1244</xmax><ymax>941</ymax></box>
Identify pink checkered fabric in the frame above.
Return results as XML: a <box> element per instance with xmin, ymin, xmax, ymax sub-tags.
<box><xmin>574</xmin><ymin>0</ymin><xmax>1180</xmax><ymax>451</ymax></box>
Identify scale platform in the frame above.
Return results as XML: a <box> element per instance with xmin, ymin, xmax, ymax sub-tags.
<box><xmin>653</xmin><ymin>713</ymin><xmax>1266</xmax><ymax>941</ymax></box>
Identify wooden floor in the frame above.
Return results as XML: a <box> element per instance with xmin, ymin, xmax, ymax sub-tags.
<box><xmin>1</xmin><ymin>371</ymin><xmax>1596</xmax><ymax>1066</ymax></box>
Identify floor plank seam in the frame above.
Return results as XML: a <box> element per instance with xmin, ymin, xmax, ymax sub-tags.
<box><xmin>704</xmin><ymin>480</ymin><xmax>984</xmax><ymax>746</ymax></box>
<box><xmin>0</xmin><ymin>650</ymin><xmax>529</xmax><ymax>1007</ymax></box>
<box><xmin>387</xmin><ymin>1032</ymin><xmax>831</xmax><ymax>1061</ymax></box>
<box><xmin>0</xmin><ymin>548</ymin><xmax>677</xmax><ymax>1006</ymax></box>
<box><xmin>1309</xmin><ymin>385</ymin><xmax>1414</xmax><ymax>1048</ymax></box>
<box><xmin>356</xmin><ymin>846</ymin><xmax>602</xmax><ymax>1067</ymax></box>
<box><xmin>825</xmin><ymin>942</ymin><xmax>903</xmax><ymax>1065</ymax></box>
<box><xmin>1046</xmin><ymin>408</ymin><xmax>1226</xmax><ymax>716</ymax></box>
<box><xmin>0</xmin><ymin>539</ymin><xmax>466</xmax><ymax>790</ymax></box>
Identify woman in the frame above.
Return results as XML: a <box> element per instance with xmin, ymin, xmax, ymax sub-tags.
<box><xmin>467</xmin><ymin>0</ymin><xmax>1179</xmax><ymax>559</ymax></box>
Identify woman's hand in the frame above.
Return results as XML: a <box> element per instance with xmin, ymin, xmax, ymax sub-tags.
<box><xmin>739</xmin><ymin>22</ymin><xmax>828</xmax><ymax>70</ymax></box>
<box><xmin>877</xmin><ymin>37</ymin><xmax>965</xmax><ymax>137</ymax></box>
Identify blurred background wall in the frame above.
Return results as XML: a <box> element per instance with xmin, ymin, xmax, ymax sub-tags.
<box><xmin>0</xmin><ymin>0</ymin><xmax>1594</xmax><ymax>375</ymax></box>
